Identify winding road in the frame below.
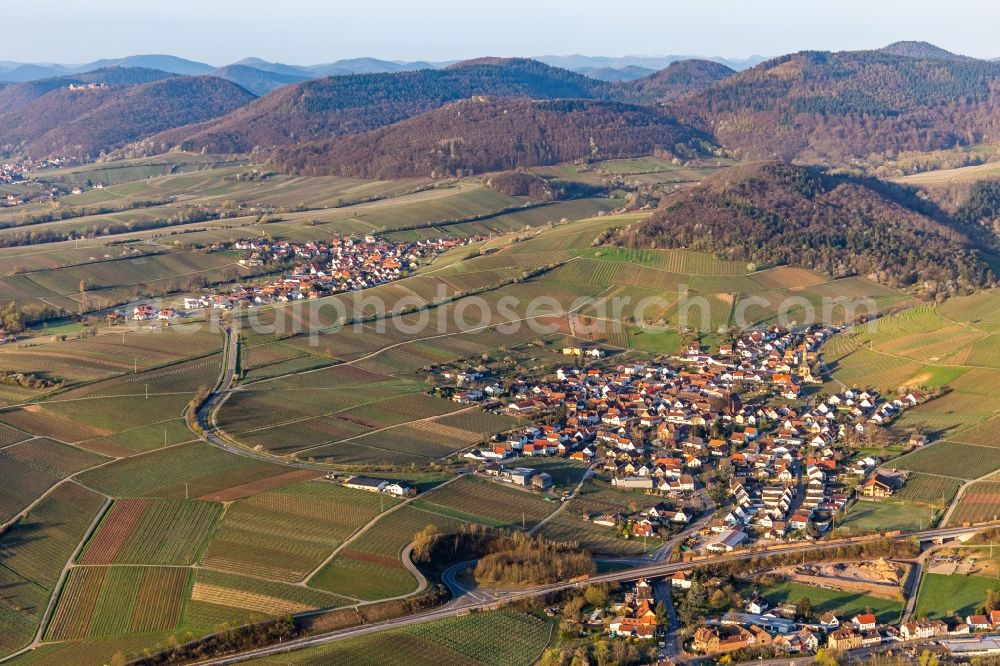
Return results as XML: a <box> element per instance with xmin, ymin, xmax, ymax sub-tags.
<box><xmin>191</xmin><ymin>520</ymin><xmax>1000</xmax><ymax>665</ymax></box>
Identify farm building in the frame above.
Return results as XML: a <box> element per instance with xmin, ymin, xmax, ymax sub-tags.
<box><xmin>343</xmin><ymin>476</ymin><xmax>415</xmax><ymax>497</ymax></box>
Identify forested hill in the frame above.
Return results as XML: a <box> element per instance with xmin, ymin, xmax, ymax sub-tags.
<box><xmin>878</xmin><ymin>41</ymin><xmax>975</xmax><ymax>61</ymax></box>
<box><xmin>269</xmin><ymin>98</ymin><xmax>708</xmax><ymax>178</ymax></box>
<box><xmin>617</xmin><ymin>162</ymin><xmax>999</xmax><ymax>293</ymax></box>
<box><xmin>211</xmin><ymin>64</ymin><xmax>309</xmax><ymax>96</ymax></box>
<box><xmin>153</xmin><ymin>59</ymin><xmax>613</xmax><ymax>154</ymax></box>
<box><xmin>0</xmin><ymin>76</ymin><xmax>256</xmax><ymax>161</ymax></box>
<box><xmin>619</xmin><ymin>59</ymin><xmax>735</xmax><ymax>102</ymax></box>
<box><xmin>0</xmin><ymin>67</ymin><xmax>175</xmax><ymax>115</ymax></box>
<box><xmin>671</xmin><ymin>49</ymin><xmax>1000</xmax><ymax>164</ymax></box>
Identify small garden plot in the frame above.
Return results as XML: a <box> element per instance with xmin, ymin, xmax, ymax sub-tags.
<box><xmin>79</xmin><ymin>498</ymin><xmax>221</xmax><ymax>565</ymax></box>
<box><xmin>76</xmin><ymin>441</ymin><xmax>293</xmax><ymax>499</ymax></box>
<box><xmin>200</xmin><ymin>481</ymin><xmax>395</xmax><ymax>583</ymax></box>
<box><xmin>892</xmin><ymin>441</ymin><xmax>1000</xmax><ymax>480</ymax></box>
<box><xmin>45</xmin><ymin>566</ymin><xmax>188</xmax><ymax>640</ymax></box>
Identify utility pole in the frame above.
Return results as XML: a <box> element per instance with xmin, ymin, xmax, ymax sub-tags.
<box><xmin>185</xmin><ymin>483</ymin><xmax>189</xmax><ymax>500</ymax></box>
<box><xmin>145</xmin><ymin>384</ymin><xmax>148</xmax><ymax>400</ymax></box>
<box><xmin>163</xmin><ymin>429</ymin><xmax>167</xmax><ymax>449</ymax></box>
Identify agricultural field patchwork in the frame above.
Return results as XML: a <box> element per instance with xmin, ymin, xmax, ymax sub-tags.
<box><xmin>200</xmin><ymin>480</ymin><xmax>396</xmax><ymax>582</ymax></box>
<box><xmin>76</xmin><ymin>441</ymin><xmax>297</xmax><ymax>499</ymax></box>
<box><xmin>0</xmin><ymin>483</ymin><xmax>106</xmax><ymax>658</ymax></box>
<box><xmin>310</xmin><ymin>504</ymin><xmax>465</xmax><ymax>600</ymax></box>
<box><xmin>0</xmin><ymin>438</ymin><xmax>107</xmax><ymax>524</ymax></box>
<box><xmin>45</xmin><ymin>566</ymin><xmax>189</xmax><ymax>640</ymax></box>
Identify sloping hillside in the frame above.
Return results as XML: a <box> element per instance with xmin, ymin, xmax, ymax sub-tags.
<box><xmin>674</xmin><ymin>48</ymin><xmax>1000</xmax><ymax>164</ymax></box>
<box><xmin>619</xmin><ymin>162</ymin><xmax>998</xmax><ymax>292</ymax></box>
<box><xmin>153</xmin><ymin>59</ymin><xmax>611</xmax><ymax>153</ymax></box>
<box><xmin>0</xmin><ymin>76</ymin><xmax>256</xmax><ymax>160</ymax></box>
<box><xmin>213</xmin><ymin>64</ymin><xmax>308</xmax><ymax>95</ymax></box>
<box><xmin>879</xmin><ymin>41</ymin><xmax>976</xmax><ymax>61</ymax></box>
<box><xmin>0</xmin><ymin>67</ymin><xmax>175</xmax><ymax>115</ymax></box>
<box><xmin>269</xmin><ymin>97</ymin><xmax>707</xmax><ymax>178</ymax></box>
<box><xmin>621</xmin><ymin>59</ymin><xmax>735</xmax><ymax>102</ymax></box>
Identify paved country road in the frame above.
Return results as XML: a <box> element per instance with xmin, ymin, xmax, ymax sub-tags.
<box><xmin>192</xmin><ymin>520</ymin><xmax>1000</xmax><ymax>665</ymax></box>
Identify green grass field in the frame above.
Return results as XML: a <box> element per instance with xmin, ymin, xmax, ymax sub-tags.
<box><xmin>914</xmin><ymin>573</ymin><xmax>1000</xmax><ymax>620</ymax></box>
<box><xmin>836</xmin><ymin>499</ymin><xmax>941</xmax><ymax>534</ymax></box>
<box><xmin>761</xmin><ymin>581</ymin><xmax>903</xmax><ymax>624</ymax></box>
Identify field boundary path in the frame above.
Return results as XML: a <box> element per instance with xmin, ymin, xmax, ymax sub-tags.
<box><xmin>192</xmin><ymin>521</ymin><xmax>1000</xmax><ymax>665</ymax></box>
<box><xmin>28</xmin><ymin>496</ymin><xmax>112</xmax><ymax>649</ymax></box>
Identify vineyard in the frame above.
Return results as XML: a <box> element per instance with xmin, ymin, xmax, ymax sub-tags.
<box><xmin>0</xmin><ymin>438</ymin><xmax>107</xmax><ymax>523</ymax></box>
<box><xmin>894</xmin><ymin>474</ymin><xmax>962</xmax><ymax>506</ymax></box>
<box><xmin>76</xmin><ymin>441</ymin><xmax>294</xmax><ymax>499</ymax></box>
<box><xmin>310</xmin><ymin>505</ymin><xmax>465</xmax><ymax>600</ymax></box>
<box><xmin>946</xmin><ymin>482</ymin><xmax>1000</xmax><ymax>525</ymax></box>
<box><xmin>0</xmin><ymin>483</ymin><xmax>105</xmax><ymax>658</ymax></box>
<box><xmin>892</xmin><ymin>442</ymin><xmax>1000</xmax><ymax>480</ymax></box>
<box><xmin>249</xmin><ymin>611</ymin><xmax>552</xmax><ymax>666</ymax></box>
<box><xmin>414</xmin><ymin>477</ymin><xmax>555</xmax><ymax>529</ymax></box>
<box><xmin>955</xmin><ymin>416</ymin><xmax>1000</xmax><ymax>448</ymax></box>
<box><xmin>188</xmin><ymin>569</ymin><xmax>349</xmax><ymax>622</ymax></box>
<box><xmin>79</xmin><ymin>498</ymin><xmax>222</xmax><ymax>565</ymax></box>
<box><xmin>45</xmin><ymin>566</ymin><xmax>189</xmax><ymax>640</ymax></box>
<box><xmin>200</xmin><ymin>481</ymin><xmax>394</xmax><ymax>582</ymax></box>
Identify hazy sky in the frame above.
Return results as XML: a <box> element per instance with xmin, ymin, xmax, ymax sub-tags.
<box><xmin>6</xmin><ymin>0</ymin><xmax>999</xmax><ymax>64</ymax></box>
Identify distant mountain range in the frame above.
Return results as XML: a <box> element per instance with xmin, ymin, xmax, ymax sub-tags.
<box><xmin>0</xmin><ymin>52</ymin><xmax>767</xmax><ymax>87</ymax></box>
<box><xmin>3</xmin><ymin>41</ymin><xmax>1000</xmax><ymax>170</ymax></box>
